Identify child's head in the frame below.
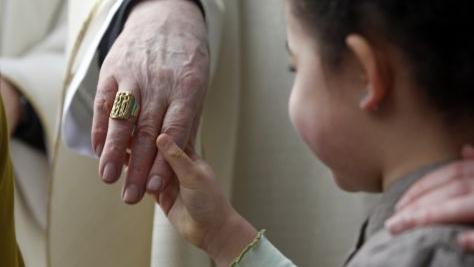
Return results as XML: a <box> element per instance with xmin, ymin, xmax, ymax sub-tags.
<box><xmin>285</xmin><ymin>0</ymin><xmax>474</xmax><ymax>192</ymax></box>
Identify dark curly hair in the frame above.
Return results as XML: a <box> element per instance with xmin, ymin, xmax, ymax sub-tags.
<box><xmin>292</xmin><ymin>0</ymin><xmax>474</xmax><ymax>123</ymax></box>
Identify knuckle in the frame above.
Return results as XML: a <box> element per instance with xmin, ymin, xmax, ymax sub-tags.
<box><xmin>189</xmin><ymin>168</ymin><xmax>202</xmax><ymax>179</ymax></box>
<box><xmin>168</xmin><ymin>102</ymin><xmax>195</xmax><ymax>122</ymax></box>
<box><xmin>195</xmin><ymin>162</ymin><xmax>213</xmax><ymax>178</ymax></box>
<box><xmin>162</xmin><ymin>123</ymin><xmax>189</xmax><ymax>138</ymax></box>
<box><xmin>173</xmin><ymin>100</ymin><xmax>194</xmax><ymax>114</ymax></box>
<box><xmin>94</xmin><ymin>95</ymin><xmax>112</xmax><ymax>114</ymax></box>
<box><xmin>106</xmin><ymin>143</ymin><xmax>124</xmax><ymax>156</ymax></box>
<box><xmin>91</xmin><ymin>127</ymin><xmax>107</xmax><ymax>140</ymax></box>
<box><xmin>418</xmin><ymin>210</ymin><xmax>432</xmax><ymax>224</ymax></box>
<box><xmin>189</xmin><ymin>171</ymin><xmax>206</xmax><ymax>185</ymax></box>
<box><xmin>135</xmin><ymin>124</ymin><xmax>158</xmax><ymax>141</ymax></box>
<box><xmin>138</xmin><ymin>111</ymin><xmax>158</xmax><ymax>125</ymax></box>
<box><xmin>97</xmin><ymin>75</ymin><xmax>117</xmax><ymax>95</ymax></box>
<box><xmin>182</xmin><ymin>71</ymin><xmax>207</xmax><ymax>90</ymax></box>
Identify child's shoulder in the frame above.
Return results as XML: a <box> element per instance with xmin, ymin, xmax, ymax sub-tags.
<box><xmin>347</xmin><ymin>225</ymin><xmax>474</xmax><ymax>267</ymax></box>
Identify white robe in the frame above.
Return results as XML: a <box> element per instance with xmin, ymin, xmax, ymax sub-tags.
<box><xmin>1</xmin><ymin>1</ymin><xmax>65</xmax><ymax>266</ymax></box>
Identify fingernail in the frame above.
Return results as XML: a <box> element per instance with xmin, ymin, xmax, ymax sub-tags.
<box><xmin>147</xmin><ymin>176</ymin><xmax>162</xmax><ymax>192</ymax></box>
<box><xmin>103</xmin><ymin>163</ymin><xmax>119</xmax><ymax>183</ymax></box>
<box><xmin>385</xmin><ymin>216</ymin><xmax>405</xmax><ymax>234</ymax></box>
<box><xmin>157</xmin><ymin>135</ymin><xmax>169</xmax><ymax>149</ymax></box>
<box><xmin>123</xmin><ymin>184</ymin><xmax>140</xmax><ymax>203</ymax></box>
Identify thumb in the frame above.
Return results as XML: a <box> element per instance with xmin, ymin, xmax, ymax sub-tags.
<box><xmin>156</xmin><ymin>134</ymin><xmax>195</xmax><ymax>185</ymax></box>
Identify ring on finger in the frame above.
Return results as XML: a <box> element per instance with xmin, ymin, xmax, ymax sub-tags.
<box><xmin>110</xmin><ymin>90</ymin><xmax>139</xmax><ymax>120</ymax></box>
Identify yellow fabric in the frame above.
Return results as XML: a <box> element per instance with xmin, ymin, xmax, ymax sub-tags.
<box><xmin>0</xmin><ymin>96</ymin><xmax>24</xmax><ymax>267</ymax></box>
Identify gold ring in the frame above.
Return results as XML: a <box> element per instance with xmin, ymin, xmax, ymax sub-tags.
<box><xmin>110</xmin><ymin>91</ymin><xmax>139</xmax><ymax>120</ymax></box>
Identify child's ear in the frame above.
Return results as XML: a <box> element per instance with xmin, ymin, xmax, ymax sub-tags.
<box><xmin>346</xmin><ymin>34</ymin><xmax>391</xmax><ymax>111</ymax></box>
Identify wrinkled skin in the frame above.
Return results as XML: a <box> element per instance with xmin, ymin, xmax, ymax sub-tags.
<box><xmin>92</xmin><ymin>0</ymin><xmax>210</xmax><ymax>204</ymax></box>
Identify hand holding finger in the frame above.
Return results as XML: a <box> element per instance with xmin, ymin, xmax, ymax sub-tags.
<box><xmin>122</xmin><ymin>101</ymin><xmax>167</xmax><ymax>204</ymax></box>
<box><xmin>156</xmin><ymin>133</ymin><xmax>195</xmax><ymax>184</ymax></box>
<box><xmin>147</xmin><ymin>101</ymin><xmax>197</xmax><ymax>193</ymax></box>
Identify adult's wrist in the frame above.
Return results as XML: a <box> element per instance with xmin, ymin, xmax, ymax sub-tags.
<box><xmin>204</xmin><ymin>212</ymin><xmax>258</xmax><ymax>267</ymax></box>
<box><xmin>98</xmin><ymin>0</ymin><xmax>205</xmax><ymax>67</ymax></box>
<box><xmin>140</xmin><ymin>0</ymin><xmax>205</xmax><ymax>16</ymax></box>
<box><xmin>124</xmin><ymin>0</ymin><xmax>206</xmax><ymax>35</ymax></box>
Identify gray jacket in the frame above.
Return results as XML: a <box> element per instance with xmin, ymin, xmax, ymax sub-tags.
<box><xmin>346</xmin><ymin>163</ymin><xmax>474</xmax><ymax>267</ymax></box>
<box><xmin>234</xmin><ymin>163</ymin><xmax>474</xmax><ymax>267</ymax></box>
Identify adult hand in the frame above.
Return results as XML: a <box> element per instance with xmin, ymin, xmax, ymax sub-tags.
<box><xmin>92</xmin><ymin>0</ymin><xmax>210</xmax><ymax>204</ymax></box>
<box><xmin>0</xmin><ymin>77</ymin><xmax>21</xmax><ymax>135</ymax></box>
<box><xmin>386</xmin><ymin>145</ymin><xmax>474</xmax><ymax>250</ymax></box>
<box><xmin>156</xmin><ymin>134</ymin><xmax>257</xmax><ymax>267</ymax></box>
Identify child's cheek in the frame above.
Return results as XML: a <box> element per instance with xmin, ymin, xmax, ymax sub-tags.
<box><xmin>289</xmin><ymin>88</ymin><xmax>321</xmax><ymax>155</ymax></box>
<box><xmin>290</xmin><ymin>99</ymin><xmax>358</xmax><ymax>191</ymax></box>
<box><xmin>289</xmin><ymin>87</ymin><xmax>345</xmax><ymax>177</ymax></box>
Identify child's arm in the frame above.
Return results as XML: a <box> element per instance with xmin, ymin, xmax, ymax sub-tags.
<box><xmin>156</xmin><ymin>134</ymin><xmax>297</xmax><ymax>266</ymax></box>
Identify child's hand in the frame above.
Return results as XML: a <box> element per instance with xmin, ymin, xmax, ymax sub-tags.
<box><xmin>386</xmin><ymin>145</ymin><xmax>474</xmax><ymax>250</ymax></box>
<box><xmin>156</xmin><ymin>134</ymin><xmax>257</xmax><ymax>266</ymax></box>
